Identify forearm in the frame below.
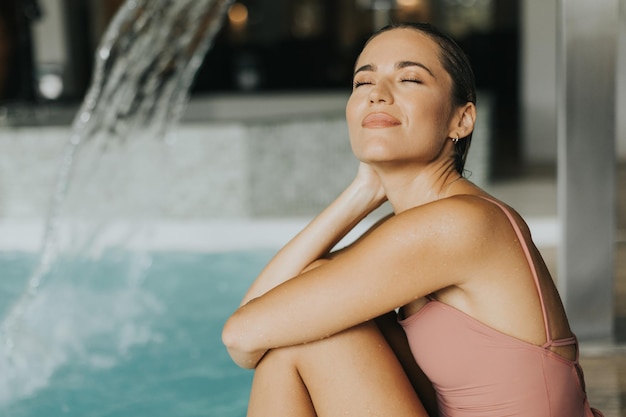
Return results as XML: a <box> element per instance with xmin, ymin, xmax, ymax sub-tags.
<box><xmin>239</xmin><ymin>179</ymin><xmax>384</xmax><ymax>306</ymax></box>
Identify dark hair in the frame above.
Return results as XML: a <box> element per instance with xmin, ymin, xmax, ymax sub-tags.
<box><xmin>363</xmin><ymin>22</ymin><xmax>477</xmax><ymax>175</ymax></box>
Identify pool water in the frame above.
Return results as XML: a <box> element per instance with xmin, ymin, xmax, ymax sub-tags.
<box><xmin>0</xmin><ymin>249</ymin><xmax>274</xmax><ymax>417</ymax></box>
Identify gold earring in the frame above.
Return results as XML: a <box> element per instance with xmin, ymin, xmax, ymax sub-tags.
<box><xmin>452</xmin><ymin>134</ymin><xmax>459</xmax><ymax>144</ymax></box>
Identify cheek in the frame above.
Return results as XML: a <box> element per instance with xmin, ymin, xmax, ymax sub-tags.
<box><xmin>345</xmin><ymin>95</ymin><xmax>363</xmax><ymax>139</ymax></box>
<box><xmin>409</xmin><ymin>97</ymin><xmax>453</xmax><ymax>135</ymax></box>
<box><xmin>345</xmin><ymin>93</ymin><xmax>361</xmax><ymax>124</ymax></box>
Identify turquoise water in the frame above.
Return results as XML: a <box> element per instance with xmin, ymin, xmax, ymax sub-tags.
<box><xmin>0</xmin><ymin>249</ymin><xmax>273</xmax><ymax>417</ymax></box>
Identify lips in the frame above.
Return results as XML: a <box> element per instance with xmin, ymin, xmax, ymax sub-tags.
<box><xmin>362</xmin><ymin>112</ymin><xmax>401</xmax><ymax>128</ymax></box>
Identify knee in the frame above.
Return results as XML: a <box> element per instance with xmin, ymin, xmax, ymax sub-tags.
<box><xmin>255</xmin><ymin>321</ymin><xmax>386</xmax><ymax>374</ymax></box>
<box><xmin>255</xmin><ymin>344</ymin><xmax>302</xmax><ymax>374</ymax></box>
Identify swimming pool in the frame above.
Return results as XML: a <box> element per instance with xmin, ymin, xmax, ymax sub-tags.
<box><xmin>0</xmin><ymin>247</ymin><xmax>276</xmax><ymax>417</ymax></box>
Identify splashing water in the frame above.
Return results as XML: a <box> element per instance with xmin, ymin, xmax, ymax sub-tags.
<box><xmin>0</xmin><ymin>0</ymin><xmax>233</xmax><ymax>405</ymax></box>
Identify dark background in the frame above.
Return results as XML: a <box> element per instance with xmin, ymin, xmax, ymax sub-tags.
<box><xmin>0</xmin><ymin>0</ymin><xmax>520</xmax><ymax>177</ymax></box>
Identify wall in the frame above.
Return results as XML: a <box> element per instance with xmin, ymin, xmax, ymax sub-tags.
<box><xmin>619</xmin><ymin>0</ymin><xmax>626</xmax><ymax>157</ymax></box>
<box><xmin>0</xmin><ymin>95</ymin><xmax>491</xmax><ymax>226</ymax></box>
<box><xmin>520</xmin><ymin>0</ymin><xmax>558</xmax><ymax>163</ymax></box>
<box><xmin>521</xmin><ymin>0</ymin><xmax>626</xmax><ymax>162</ymax></box>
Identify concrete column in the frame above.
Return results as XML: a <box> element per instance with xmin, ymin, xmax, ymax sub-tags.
<box><xmin>557</xmin><ymin>0</ymin><xmax>619</xmax><ymax>340</ymax></box>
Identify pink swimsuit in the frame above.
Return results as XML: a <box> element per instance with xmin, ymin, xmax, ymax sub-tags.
<box><xmin>399</xmin><ymin>197</ymin><xmax>602</xmax><ymax>417</ymax></box>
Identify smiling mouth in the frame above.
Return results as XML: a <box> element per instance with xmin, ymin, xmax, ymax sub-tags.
<box><xmin>362</xmin><ymin>113</ymin><xmax>401</xmax><ymax>128</ymax></box>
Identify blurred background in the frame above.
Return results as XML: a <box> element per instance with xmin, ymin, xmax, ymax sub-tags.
<box><xmin>0</xmin><ymin>0</ymin><xmax>624</xmax><ymax>331</ymax></box>
<box><xmin>0</xmin><ymin>0</ymin><xmax>564</xmax><ymax>178</ymax></box>
<box><xmin>0</xmin><ymin>1</ymin><xmax>625</xmax><ymax>415</ymax></box>
<box><xmin>0</xmin><ymin>0</ymin><xmax>625</xmax><ymax>329</ymax></box>
<box><xmin>1</xmin><ymin>0</ymin><xmax>624</xmax><ymax>171</ymax></box>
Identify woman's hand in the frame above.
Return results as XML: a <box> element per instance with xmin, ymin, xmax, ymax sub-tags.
<box><xmin>351</xmin><ymin>162</ymin><xmax>387</xmax><ymax>210</ymax></box>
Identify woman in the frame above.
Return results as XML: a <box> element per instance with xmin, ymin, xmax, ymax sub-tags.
<box><xmin>222</xmin><ymin>22</ymin><xmax>602</xmax><ymax>417</ymax></box>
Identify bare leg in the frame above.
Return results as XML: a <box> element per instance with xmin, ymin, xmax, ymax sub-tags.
<box><xmin>247</xmin><ymin>320</ymin><xmax>428</xmax><ymax>417</ymax></box>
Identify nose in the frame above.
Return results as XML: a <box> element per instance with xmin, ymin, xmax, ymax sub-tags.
<box><xmin>368</xmin><ymin>80</ymin><xmax>393</xmax><ymax>104</ymax></box>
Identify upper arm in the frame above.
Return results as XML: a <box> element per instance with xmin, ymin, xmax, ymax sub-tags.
<box><xmin>326</xmin><ymin>212</ymin><xmax>394</xmax><ymax>260</ymax></box>
<box><xmin>223</xmin><ymin>197</ymin><xmax>491</xmax><ymax>353</ymax></box>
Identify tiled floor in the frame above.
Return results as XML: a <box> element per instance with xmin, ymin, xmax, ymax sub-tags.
<box><xmin>581</xmin><ymin>348</ymin><xmax>626</xmax><ymax>416</ymax></box>
<box><xmin>489</xmin><ymin>164</ymin><xmax>626</xmax><ymax>416</ymax></box>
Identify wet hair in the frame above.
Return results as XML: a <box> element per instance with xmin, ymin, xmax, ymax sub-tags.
<box><xmin>362</xmin><ymin>22</ymin><xmax>477</xmax><ymax>175</ymax></box>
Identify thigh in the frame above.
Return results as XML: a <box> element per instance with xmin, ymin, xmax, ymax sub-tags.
<box><xmin>248</xmin><ymin>347</ymin><xmax>318</xmax><ymax>417</ymax></box>
<box><xmin>293</xmin><ymin>320</ymin><xmax>428</xmax><ymax>417</ymax></box>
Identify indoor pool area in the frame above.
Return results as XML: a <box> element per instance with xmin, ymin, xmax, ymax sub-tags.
<box><xmin>0</xmin><ymin>97</ymin><xmax>399</xmax><ymax>416</ymax></box>
<box><xmin>1</xmin><ymin>0</ymin><xmax>625</xmax><ymax>416</ymax></box>
<box><xmin>0</xmin><ymin>248</ymin><xmax>270</xmax><ymax>417</ymax></box>
<box><xmin>0</xmin><ymin>169</ymin><xmax>624</xmax><ymax>417</ymax></box>
<box><xmin>0</xmin><ymin>116</ymin><xmax>624</xmax><ymax>415</ymax></box>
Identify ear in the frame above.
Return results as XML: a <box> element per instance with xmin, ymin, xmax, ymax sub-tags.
<box><xmin>448</xmin><ymin>102</ymin><xmax>476</xmax><ymax>139</ymax></box>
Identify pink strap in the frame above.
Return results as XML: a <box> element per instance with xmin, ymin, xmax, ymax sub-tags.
<box><xmin>476</xmin><ymin>196</ymin><xmax>554</xmax><ymax>344</ymax></box>
<box><xmin>549</xmin><ymin>336</ymin><xmax>577</xmax><ymax>347</ymax></box>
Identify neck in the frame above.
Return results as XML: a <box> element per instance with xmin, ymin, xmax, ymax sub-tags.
<box><xmin>375</xmin><ymin>162</ymin><xmax>463</xmax><ymax>213</ymax></box>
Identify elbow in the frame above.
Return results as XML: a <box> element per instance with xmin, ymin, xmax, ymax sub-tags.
<box><xmin>222</xmin><ymin>314</ymin><xmax>247</xmax><ymax>352</ymax></box>
<box><xmin>222</xmin><ymin>313</ymin><xmax>264</xmax><ymax>369</ymax></box>
<box><xmin>222</xmin><ymin>300</ymin><xmax>262</xmax><ymax>352</ymax></box>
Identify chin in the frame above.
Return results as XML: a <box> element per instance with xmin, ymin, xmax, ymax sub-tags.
<box><xmin>354</xmin><ymin>151</ymin><xmax>396</xmax><ymax>165</ymax></box>
<box><xmin>351</xmin><ymin>140</ymin><xmax>395</xmax><ymax>161</ymax></box>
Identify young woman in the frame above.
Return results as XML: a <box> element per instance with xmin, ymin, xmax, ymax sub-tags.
<box><xmin>222</xmin><ymin>22</ymin><xmax>603</xmax><ymax>417</ymax></box>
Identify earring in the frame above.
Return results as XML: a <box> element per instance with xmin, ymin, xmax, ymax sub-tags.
<box><xmin>452</xmin><ymin>134</ymin><xmax>459</xmax><ymax>144</ymax></box>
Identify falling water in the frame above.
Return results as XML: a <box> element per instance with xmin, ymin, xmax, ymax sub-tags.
<box><xmin>0</xmin><ymin>0</ymin><xmax>233</xmax><ymax>405</ymax></box>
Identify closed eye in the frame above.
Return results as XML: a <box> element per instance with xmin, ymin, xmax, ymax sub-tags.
<box><xmin>353</xmin><ymin>80</ymin><xmax>373</xmax><ymax>89</ymax></box>
<box><xmin>401</xmin><ymin>77</ymin><xmax>423</xmax><ymax>84</ymax></box>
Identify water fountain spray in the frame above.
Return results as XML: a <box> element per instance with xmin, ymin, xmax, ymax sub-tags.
<box><xmin>0</xmin><ymin>0</ymin><xmax>233</xmax><ymax>404</ymax></box>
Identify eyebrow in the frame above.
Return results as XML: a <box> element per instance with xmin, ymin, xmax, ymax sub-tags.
<box><xmin>354</xmin><ymin>61</ymin><xmax>435</xmax><ymax>78</ymax></box>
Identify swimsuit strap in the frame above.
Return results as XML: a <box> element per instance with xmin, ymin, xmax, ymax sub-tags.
<box><xmin>475</xmin><ymin>195</ymin><xmax>555</xmax><ymax>346</ymax></box>
<box><xmin>549</xmin><ymin>336</ymin><xmax>578</xmax><ymax>346</ymax></box>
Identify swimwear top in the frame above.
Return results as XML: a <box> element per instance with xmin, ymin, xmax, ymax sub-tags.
<box><xmin>399</xmin><ymin>196</ymin><xmax>603</xmax><ymax>417</ymax></box>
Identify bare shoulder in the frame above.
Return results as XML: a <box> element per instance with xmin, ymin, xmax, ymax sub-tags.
<box><xmin>370</xmin><ymin>194</ymin><xmax>529</xmax><ymax>273</ymax></box>
<box><xmin>387</xmin><ymin>194</ymin><xmax>514</xmax><ymax>243</ymax></box>
<box><xmin>339</xmin><ymin>192</ymin><xmax>531</xmax><ymax>273</ymax></box>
